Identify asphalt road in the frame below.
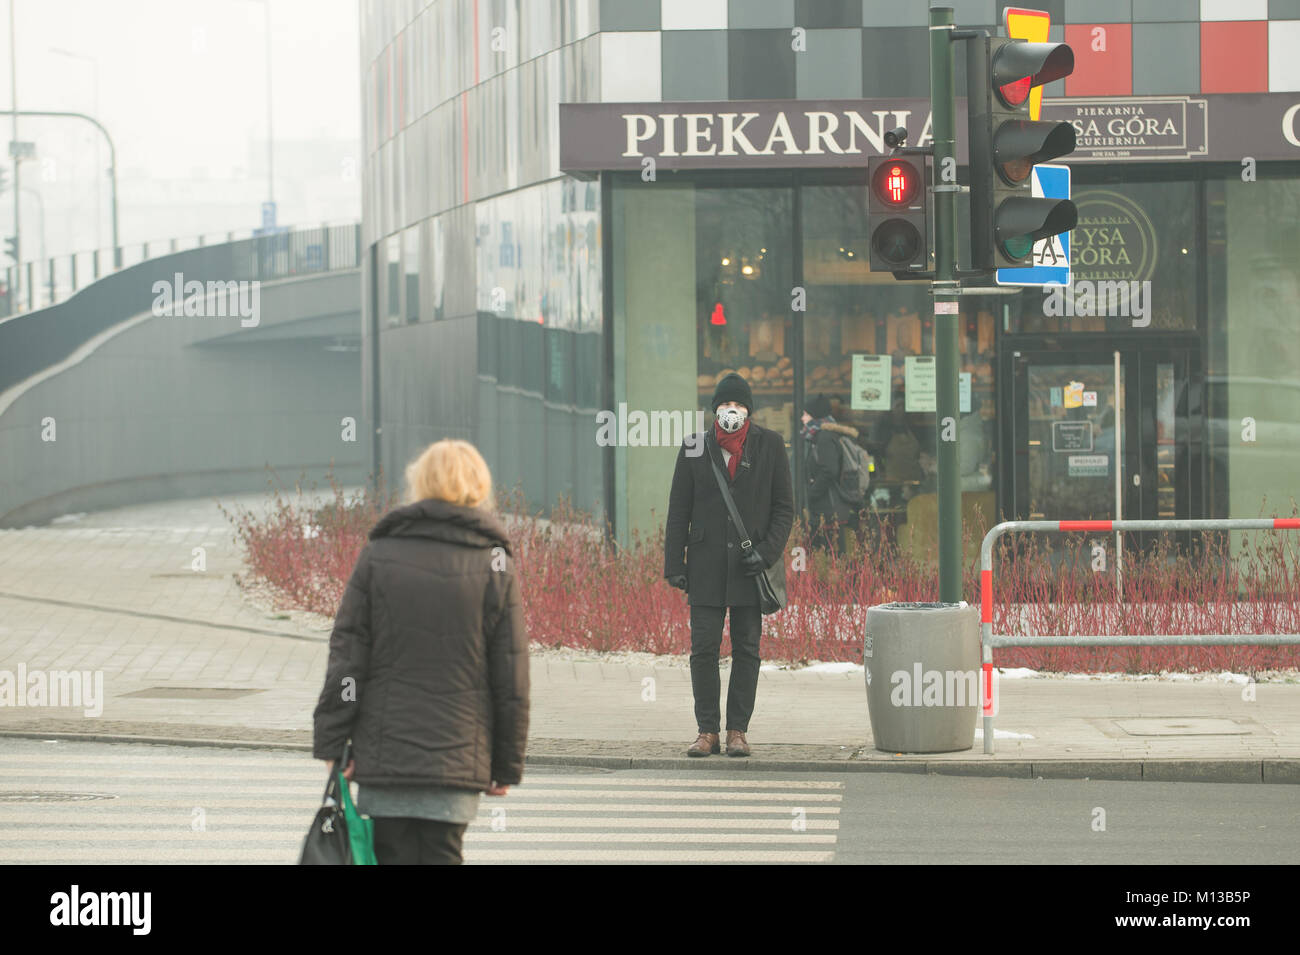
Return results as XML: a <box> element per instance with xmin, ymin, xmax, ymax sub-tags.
<box><xmin>1</xmin><ymin>738</ymin><xmax>1296</xmax><ymax>864</ymax></box>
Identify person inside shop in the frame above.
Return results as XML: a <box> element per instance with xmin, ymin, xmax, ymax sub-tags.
<box><xmin>800</xmin><ymin>393</ymin><xmax>861</xmax><ymax>554</ymax></box>
<box><xmin>663</xmin><ymin>372</ymin><xmax>794</xmax><ymax>759</ymax></box>
<box><xmin>869</xmin><ymin>397</ymin><xmax>924</xmax><ymax>493</ymax></box>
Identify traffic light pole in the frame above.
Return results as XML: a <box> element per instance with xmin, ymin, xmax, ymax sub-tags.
<box><xmin>929</xmin><ymin>5</ymin><xmax>962</xmax><ymax>603</ymax></box>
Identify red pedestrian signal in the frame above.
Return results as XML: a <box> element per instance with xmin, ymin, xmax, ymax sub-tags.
<box><xmin>874</xmin><ymin>161</ymin><xmax>919</xmax><ymax>206</ymax></box>
<box><xmin>867</xmin><ymin>156</ymin><xmax>928</xmax><ymax>274</ymax></box>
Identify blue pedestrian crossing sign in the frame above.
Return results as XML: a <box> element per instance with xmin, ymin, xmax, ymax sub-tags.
<box><xmin>995</xmin><ymin>164</ymin><xmax>1071</xmax><ymax>287</ymax></box>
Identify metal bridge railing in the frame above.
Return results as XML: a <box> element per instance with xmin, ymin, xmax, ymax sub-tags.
<box><xmin>0</xmin><ymin>222</ymin><xmax>361</xmax><ymax>318</ymax></box>
<box><xmin>978</xmin><ymin>518</ymin><xmax>1300</xmax><ymax>755</ymax></box>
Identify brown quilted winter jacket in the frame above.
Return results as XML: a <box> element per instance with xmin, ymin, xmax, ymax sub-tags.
<box><xmin>312</xmin><ymin>498</ymin><xmax>529</xmax><ymax>790</ymax></box>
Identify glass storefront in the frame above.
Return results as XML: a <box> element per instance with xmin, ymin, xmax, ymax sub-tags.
<box><xmin>695</xmin><ymin>184</ymin><xmax>795</xmax><ymax>438</ymax></box>
<box><xmin>611</xmin><ymin>163</ymin><xmax>1299</xmax><ymax>551</ymax></box>
<box><xmin>1208</xmin><ymin>174</ymin><xmax>1300</xmax><ymax>526</ymax></box>
<box><xmin>1001</xmin><ymin>165</ymin><xmax>1300</xmax><ymax>542</ymax></box>
<box><xmin>475</xmin><ymin>178</ymin><xmax>603</xmax><ymax>516</ymax></box>
<box><xmin>611</xmin><ymin>171</ymin><xmax>998</xmax><ymax>553</ymax></box>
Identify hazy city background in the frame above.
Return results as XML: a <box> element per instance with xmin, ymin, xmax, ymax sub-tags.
<box><xmin>1</xmin><ymin>0</ymin><xmax>360</xmax><ymax>257</ymax></box>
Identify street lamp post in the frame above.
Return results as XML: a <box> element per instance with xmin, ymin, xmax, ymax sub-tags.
<box><xmin>264</xmin><ymin>0</ymin><xmax>273</xmax><ymax>210</ymax></box>
<box><xmin>48</xmin><ymin>46</ymin><xmax>102</xmax><ymax>252</ymax></box>
<box><xmin>0</xmin><ymin>109</ymin><xmax>120</xmax><ymax>268</ymax></box>
<box><xmin>237</xmin><ymin>0</ymin><xmax>275</xmax><ymax>224</ymax></box>
<box><xmin>9</xmin><ymin>0</ymin><xmax>21</xmax><ymax>305</ymax></box>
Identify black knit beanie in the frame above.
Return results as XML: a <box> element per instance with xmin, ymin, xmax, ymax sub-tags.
<box><xmin>711</xmin><ymin>373</ymin><xmax>754</xmax><ymax>413</ymax></box>
<box><xmin>807</xmin><ymin>394</ymin><xmax>832</xmax><ymax>419</ymax></box>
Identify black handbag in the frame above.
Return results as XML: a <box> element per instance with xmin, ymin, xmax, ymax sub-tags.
<box><xmin>299</xmin><ymin>742</ymin><xmax>355</xmax><ymax>865</ymax></box>
<box><xmin>706</xmin><ymin>439</ymin><xmax>787</xmax><ymax>615</ymax></box>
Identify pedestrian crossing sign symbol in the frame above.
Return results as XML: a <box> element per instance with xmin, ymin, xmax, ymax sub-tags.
<box><xmin>995</xmin><ymin>164</ymin><xmax>1071</xmax><ymax>288</ymax></box>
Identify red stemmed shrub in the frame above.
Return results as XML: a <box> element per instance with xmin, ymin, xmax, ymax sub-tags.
<box><xmin>225</xmin><ymin>479</ymin><xmax>1300</xmax><ymax>672</ymax></box>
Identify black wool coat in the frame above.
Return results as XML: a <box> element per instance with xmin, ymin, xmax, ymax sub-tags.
<box><xmin>312</xmin><ymin>498</ymin><xmax>529</xmax><ymax>791</ymax></box>
<box><xmin>806</xmin><ymin>420</ymin><xmax>861</xmax><ymax>524</ymax></box>
<box><xmin>664</xmin><ymin>423</ymin><xmax>795</xmax><ymax>607</ymax></box>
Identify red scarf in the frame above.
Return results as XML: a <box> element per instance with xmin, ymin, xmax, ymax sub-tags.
<box><xmin>714</xmin><ymin>419</ymin><xmax>750</xmax><ymax>479</ymax></box>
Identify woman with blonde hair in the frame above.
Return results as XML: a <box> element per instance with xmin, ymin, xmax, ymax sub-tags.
<box><xmin>313</xmin><ymin>439</ymin><xmax>529</xmax><ymax>864</ymax></box>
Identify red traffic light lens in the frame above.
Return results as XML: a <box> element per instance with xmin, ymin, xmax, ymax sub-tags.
<box><xmin>999</xmin><ymin>157</ymin><xmax>1033</xmax><ymax>183</ymax></box>
<box><xmin>872</xmin><ymin>160</ymin><xmax>919</xmax><ymax>207</ymax></box>
<box><xmin>998</xmin><ymin>75</ymin><xmax>1032</xmax><ymax>107</ymax></box>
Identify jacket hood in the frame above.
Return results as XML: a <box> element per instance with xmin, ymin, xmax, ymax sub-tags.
<box><xmin>369</xmin><ymin>498</ymin><xmax>512</xmax><ymax>553</ymax></box>
<box><xmin>821</xmin><ymin>420</ymin><xmax>860</xmax><ymax>440</ymax></box>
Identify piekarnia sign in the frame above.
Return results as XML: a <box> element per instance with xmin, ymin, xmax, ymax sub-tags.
<box><xmin>559</xmin><ymin>95</ymin><xmax>1300</xmax><ymax>172</ymax></box>
<box><xmin>561</xmin><ymin>99</ymin><xmax>933</xmax><ymax>171</ymax></box>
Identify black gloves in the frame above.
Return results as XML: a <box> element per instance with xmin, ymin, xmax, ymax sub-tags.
<box><xmin>666</xmin><ymin>575</ymin><xmax>688</xmax><ymax>592</ymax></box>
<box><xmin>740</xmin><ymin>549</ymin><xmax>767</xmax><ymax>576</ymax></box>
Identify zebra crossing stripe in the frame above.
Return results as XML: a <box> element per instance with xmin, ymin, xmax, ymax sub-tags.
<box><xmin>1</xmin><ymin>786</ymin><xmax>840</xmax><ymax>806</ymax></box>
<box><xmin>8</xmin><ymin>830</ymin><xmax>835</xmax><ymax>845</ymax></box>
<box><xmin>462</xmin><ymin>849</ymin><xmax>834</xmax><ymax>863</ymax></box>
<box><xmin>0</xmin><ymin>762</ymin><xmax>846</xmax><ymax>789</ymax></box>
<box><xmin>1</xmin><ymin>813</ymin><xmax>839</xmax><ymax>830</ymax></box>
<box><xmin>1</xmin><ymin>798</ymin><xmax>841</xmax><ymax>813</ymax></box>
<box><xmin>0</xmin><ymin>749</ymin><xmax>844</xmax><ymax>863</ymax></box>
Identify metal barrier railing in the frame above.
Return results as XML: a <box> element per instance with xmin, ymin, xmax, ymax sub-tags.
<box><xmin>0</xmin><ymin>222</ymin><xmax>361</xmax><ymax>318</ymax></box>
<box><xmin>978</xmin><ymin>518</ymin><xmax>1300</xmax><ymax>755</ymax></box>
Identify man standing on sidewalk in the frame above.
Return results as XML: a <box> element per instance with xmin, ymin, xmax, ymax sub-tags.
<box><xmin>663</xmin><ymin>373</ymin><xmax>794</xmax><ymax>758</ymax></box>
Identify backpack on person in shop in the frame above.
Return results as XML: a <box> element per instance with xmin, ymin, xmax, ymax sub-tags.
<box><xmin>833</xmin><ymin>436</ymin><xmax>872</xmax><ymax>506</ymax></box>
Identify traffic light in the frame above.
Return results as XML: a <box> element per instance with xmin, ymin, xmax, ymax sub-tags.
<box><xmin>868</xmin><ymin>155</ymin><xmax>928</xmax><ymax>274</ymax></box>
<box><xmin>967</xmin><ymin>37</ymin><xmax>1077</xmax><ymax>269</ymax></box>
<box><xmin>2</xmin><ymin>236</ymin><xmax>15</xmax><ymax>263</ymax></box>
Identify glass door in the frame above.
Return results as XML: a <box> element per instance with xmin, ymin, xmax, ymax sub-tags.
<box><xmin>1008</xmin><ymin>346</ymin><xmax>1198</xmax><ymax>524</ymax></box>
<box><xmin>1011</xmin><ymin>351</ymin><xmax>1125</xmax><ymax>521</ymax></box>
<box><xmin>1135</xmin><ymin>348</ymin><xmax>1198</xmax><ymax>527</ymax></box>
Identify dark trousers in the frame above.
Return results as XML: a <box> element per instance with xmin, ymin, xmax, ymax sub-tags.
<box><xmin>372</xmin><ymin>816</ymin><xmax>468</xmax><ymax>865</ymax></box>
<box><xmin>689</xmin><ymin>604</ymin><xmax>762</xmax><ymax>733</ymax></box>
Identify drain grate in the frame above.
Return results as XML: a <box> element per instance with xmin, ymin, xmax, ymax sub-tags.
<box><xmin>0</xmin><ymin>791</ymin><xmax>119</xmax><ymax>802</ymax></box>
<box><xmin>121</xmin><ymin>687</ymin><xmax>265</xmax><ymax>700</ymax></box>
<box><xmin>1114</xmin><ymin>717</ymin><xmax>1252</xmax><ymax>737</ymax></box>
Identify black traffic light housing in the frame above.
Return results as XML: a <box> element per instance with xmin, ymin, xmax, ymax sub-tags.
<box><xmin>868</xmin><ymin>155</ymin><xmax>929</xmax><ymax>274</ymax></box>
<box><xmin>2</xmin><ymin>236</ymin><xmax>15</xmax><ymax>263</ymax></box>
<box><xmin>968</xmin><ymin>36</ymin><xmax>1078</xmax><ymax>270</ymax></box>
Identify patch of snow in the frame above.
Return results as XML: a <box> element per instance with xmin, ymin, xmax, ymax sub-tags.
<box><xmin>1215</xmin><ymin>671</ymin><xmax>1252</xmax><ymax>685</ymax></box>
<box><xmin>801</xmin><ymin>662</ymin><xmax>863</xmax><ymax>674</ymax></box>
<box><xmin>996</xmin><ymin>667</ymin><xmax>1040</xmax><ymax>679</ymax></box>
<box><xmin>973</xmin><ymin>728</ymin><xmax>1035</xmax><ymax>739</ymax></box>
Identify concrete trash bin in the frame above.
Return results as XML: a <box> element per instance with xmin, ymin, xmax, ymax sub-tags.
<box><xmin>864</xmin><ymin>602</ymin><xmax>980</xmax><ymax>754</ymax></box>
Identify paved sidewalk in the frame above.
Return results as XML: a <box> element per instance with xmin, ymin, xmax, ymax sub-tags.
<box><xmin>1</xmin><ymin>496</ymin><xmax>1297</xmax><ymax>783</ymax></box>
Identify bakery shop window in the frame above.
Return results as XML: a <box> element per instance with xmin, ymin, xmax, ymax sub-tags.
<box><xmin>695</xmin><ymin>185</ymin><xmax>796</xmax><ymax>442</ymax></box>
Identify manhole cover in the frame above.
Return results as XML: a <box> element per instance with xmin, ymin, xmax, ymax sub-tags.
<box><xmin>1114</xmin><ymin>718</ymin><xmax>1251</xmax><ymax>737</ymax></box>
<box><xmin>121</xmin><ymin>687</ymin><xmax>265</xmax><ymax>700</ymax></box>
<box><xmin>0</xmin><ymin>792</ymin><xmax>119</xmax><ymax>802</ymax></box>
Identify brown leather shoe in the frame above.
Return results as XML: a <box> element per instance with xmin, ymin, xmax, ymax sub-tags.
<box><xmin>686</xmin><ymin>732</ymin><xmax>720</xmax><ymax>757</ymax></box>
<box><xmin>726</xmin><ymin>729</ymin><xmax>751</xmax><ymax>757</ymax></box>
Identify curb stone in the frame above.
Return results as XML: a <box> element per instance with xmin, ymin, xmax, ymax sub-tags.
<box><xmin>2</xmin><ymin>730</ymin><xmax>1296</xmax><ymax>784</ymax></box>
